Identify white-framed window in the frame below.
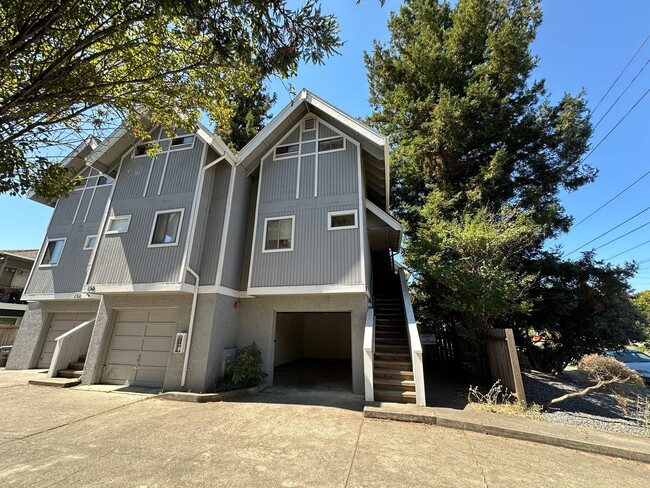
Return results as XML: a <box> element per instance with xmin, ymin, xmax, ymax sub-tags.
<box><xmin>97</xmin><ymin>175</ymin><xmax>113</xmax><ymax>186</ymax></box>
<box><xmin>148</xmin><ymin>209</ymin><xmax>184</xmax><ymax>247</ymax></box>
<box><xmin>106</xmin><ymin>215</ymin><xmax>132</xmax><ymax>234</ymax></box>
<box><xmin>328</xmin><ymin>210</ymin><xmax>358</xmax><ymax>230</ymax></box>
<box><xmin>83</xmin><ymin>235</ymin><xmax>97</xmax><ymax>250</ymax></box>
<box><xmin>40</xmin><ymin>238</ymin><xmax>66</xmax><ymax>267</ymax></box>
<box><xmin>318</xmin><ymin>136</ymin><xmax>345</xmax><ymax>153</ymax></box>
<box><xmin>263</xmin><ymin>216</ymin><xmax>295</xmax><ymax>253</ymax></box>
<box><xmin>303</xmin><ymin>117</ymin><xmax>316</xmax><ymax>131</ymax></box>
<box><xmin>274</xmin><ymin>144</ymin><xmax>299</xmax><ymax>159</ymax></box>
<box><xmin>134</xmin><ymin>143</ymin><xmax>152</xmax><ymax>157</ymax></box>
<box><xmin>170</xmin><ymin>135</ymin><xmax>195</xmax><ymax>150</ymax></box>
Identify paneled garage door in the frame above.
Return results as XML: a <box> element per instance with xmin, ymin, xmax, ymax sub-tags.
<box><xmin>38</xmin><ymin>312</ymin><xmax>96</xmax><ymax>368</ymax></box>
<box><xmin>102</xmin><ymin>309</ymin><xmax>177</xmax><ymax>388</ymax></box>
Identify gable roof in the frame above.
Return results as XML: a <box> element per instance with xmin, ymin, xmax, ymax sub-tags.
<box><xmin>237</xmin><ymin>89</ymin><xmax>391</xmax><ymax>210</ymax></box>
<box><xmin>0</xmin><ymin>249</ymin><xmax>39</xmax><ymax>263</ymax></box>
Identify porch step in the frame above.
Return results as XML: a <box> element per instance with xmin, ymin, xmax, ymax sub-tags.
<box><xmin>374</xmin><ymin>377</ymin><xmax>415</xmax><ymax>389</ymax></box>
<box><xmin>374</xmin><ymin>359</ymin><xmax>412</xmax><ymax>369</ymax></box>
<box><xmin>374</xmin><ymin>369</ymin><xmax>414</xmax><ymax>380</ymax></box>
<box><xmin>374</xmin><ymin>351</ymin><xmax>411</xmax><ymax>359</ymax></box>
<box><xmin>374</xmin><ymin>388</ymin><xmax>417</xmax><ymax>403</ymax></box>
<box><xmin>68</xmin><ymin>361</ymin><xmax>85</xmax><ymax>370</ymax></box>
<box><xmin>375</xmin><ymin>338</ymin><xmax>408</xmax><ymax>346</ymax></box>
<box><xmin>57</xmin><ymin>369</ymin><xmax>83</xmax><ymax>378</ymax></box>
<box><xmin>375</xmin><ymin>345</ymin><xmax>409</xmax><ymax>353</ymax></box>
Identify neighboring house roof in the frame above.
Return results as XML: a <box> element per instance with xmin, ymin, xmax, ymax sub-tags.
<box><xmin>238</xmin><ymin>89</ymin><xmax>391</xmax><ymax>211</ymax></box>
<box><xmin>0</xmin><ymin>249</ymin><xmax>38</xmax><ymax>263</ymax></box>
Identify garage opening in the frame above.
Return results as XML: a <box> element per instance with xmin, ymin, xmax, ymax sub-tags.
<box><xmin>273</xmin><ymin>312</ymin><xmax>352</xmax><ymax>392</ymax></box>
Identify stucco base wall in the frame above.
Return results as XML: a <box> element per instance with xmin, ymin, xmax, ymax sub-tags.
<box><xmin>237</xmin><ymin>293</ymin><xmax>368</xmax><ymax>395</ymax></box>
<box><xmin>6</xmin><ymin>299</ymin><xmax>100</xmax><ymax>370</ymax></box>
<box><xmin>82</xmin><ymin>293</ymin><xmax>192</xmax><ymax>391</ymax></box>
<box><xmin>184</xmin><ymin>293</ymin><xmax>239</xmax><ymax>393</ymax></box>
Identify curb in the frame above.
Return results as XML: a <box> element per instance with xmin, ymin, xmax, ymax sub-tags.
<box><xmin>160</xmin><ymin>385</ymin><xmax>261</xmax><ymax>403</ymax></box>
<box><xmin>363</xmin><ymin>405</ymin><xmax>650</xmax><ymax>464</ymax></box>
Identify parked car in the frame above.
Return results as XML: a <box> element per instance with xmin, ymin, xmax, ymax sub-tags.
<box><xmin>606</xmin><ymin>349</ymin><xmax>650</xmax><ymax>384</ymax></box>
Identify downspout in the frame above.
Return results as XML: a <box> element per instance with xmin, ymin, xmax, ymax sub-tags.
<box><xmin>181</xmin><ymin>266</ymin><xmax>200</xmax><ymax>388</ymax></box>
<box><xmin>179</xmin><ymin>154</ymin><xmax>228</xmax><ymax>388</ymax></box>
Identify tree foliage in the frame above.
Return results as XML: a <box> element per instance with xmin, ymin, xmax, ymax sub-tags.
<box><xmin>365</xmin><ymin>0</ymin><xmax>642</xmax><ymax>376</ymax></box>
<box><xmin>0</xmin><ymin>0</ymin><xmax>342</xmax><ymax>198</ymax></box>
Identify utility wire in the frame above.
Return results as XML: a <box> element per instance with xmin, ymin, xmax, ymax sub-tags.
<box><xmin>593</xmin><ymin>56</ymin><xmax>650</xmax><ymax>130</ymax></box>
<box><xmin>590</xmin><ymin>220</ymin><xmax>650</xmax><ymax>253</ymax></box>
<box><xmin>566</xmin><ymin>204</ymin><xmax>650</xmax><ymax>256</ymax></box>
<box><xmin>592</xmin><ymin>33</ymin><xmax>650</xmax><ymax>114</ymax></box>
<box><xmin>606</xmin><ymin>238</ymin><xmax>650</xmax><ymax>261</ymax></box>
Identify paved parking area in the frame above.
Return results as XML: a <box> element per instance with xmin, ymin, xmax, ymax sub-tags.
<box><xmin>0</xmin><ymin>378</ymin><xmax>648</xmax><ymax>487</ymax></box>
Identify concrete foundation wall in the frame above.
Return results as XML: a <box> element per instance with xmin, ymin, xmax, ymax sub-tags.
<box><xmin>237</xmin><ymin>294</ymin><xmax>367</xmax><ymax>395</ymax></box>
<box><xmin>274</xmin><ymin>314</ymin><xmax>304</xmax><ymax>366</ymax></box>
<box><xmin>6</xmin><ymin>299</ymin><xmax>100</xmax><ymax>370</ymax></box>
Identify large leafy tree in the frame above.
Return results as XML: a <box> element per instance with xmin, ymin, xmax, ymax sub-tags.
<box><xmin>365</xmin><ymin>0</ymin><xmax>642</xmax><ymax>374</ymax></box>
<box><xmin>0</xmin><ymin>0</ymin><xmax>342</xmax><ymax>199</ymax></box>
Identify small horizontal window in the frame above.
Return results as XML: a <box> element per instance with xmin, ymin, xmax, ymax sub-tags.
<box><xmin>275</xmin><ymin>144</ymin><xmax>299</xmax><ymax>158</ymax></box>
<box><xmin>303</xmin><ymin>118</ymin><xmax>315</xmax><ymax>130</ymax></box>
<box><xmin>170</xmin><ymin>135</ymin><xmax>194</xmax><ymax>148</ymax></box>
<box><xmin>149</xmin><ymin>209</ymin><xmax>184</xmax><ymax>247</ymax></box>
<box><xmin>264</xmin><ymin>217</ymin><xmax>294</xmax><ymax>252</ymax></box>
<box><xmin>135</xmin><ymin>143</ymin><xmax>152</xmax><ymax>156</ymax></box>
<box><xmin>107</xmin><ymin>215</ymin><xmax>131</xmax><ymax>233</ymax></box>
<box><xmin>83</xmin><ymin>235</ymin><xmax>97</xmax><ymax>250</ymax></box>
<box><xmin>97</xmin><ymin>175</ymin><xmax>113</xmax><ymax>186</ymax></box>
<box><xmin>41</xmin><ymin>239</ymin><xmax>65</xmax><ymax>266</ymax></box>
<box><xmin>318</xmin><ymin>137</ymin><xmax>344</xmax><ymax>152</ymax></box>
<box><xmin>328</xmin><ymin>211</ymin><xmax>358</xmax><ymax>230</ymax></box>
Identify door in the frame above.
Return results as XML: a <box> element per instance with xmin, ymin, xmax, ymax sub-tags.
<box><xmin>38</xmin><ymin>312</ymin><xmax>95</xmax><ymax>368</ymax></box>
<box><xmin>102</xmin><ymin>309</ymin><xmax>176</xmax><ymax>388</ymax></box>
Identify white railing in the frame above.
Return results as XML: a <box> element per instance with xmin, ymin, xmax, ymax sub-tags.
<box><xmin>398</xmin><ymin>269</ymin><xmax>426</xmax><ymax>406</ymax></box>
<box><xmin>363</xmin><ymin>307</ymin><xmax>375</xmax><ymax>402</ymax></box>
<box><xmin>47</xmin><ymin>319</ymin><xmax>95</xmax><ymax>378</ymax></box>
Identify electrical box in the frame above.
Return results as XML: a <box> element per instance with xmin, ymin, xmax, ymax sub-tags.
<box><xmin>222</xmin><ymin>348</ymin><xmax>237</xmax><ymax>375</ymax></box>
<box><xmin>174</xmin><ymin>333</ymin><xmax>188</xmax><ymax>353</ymax></box>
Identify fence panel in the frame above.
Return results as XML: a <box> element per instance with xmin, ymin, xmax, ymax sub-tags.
<box><xmin>486</xmin><ymin>328</ymin><xmax>526</xmax><ymax>403</ymax></box>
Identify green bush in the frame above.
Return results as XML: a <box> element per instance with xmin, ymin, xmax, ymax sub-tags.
<box><xmin>216</xmin><ymin>343</ymin><xmax>267</xmax><ymax>392</ymax></box>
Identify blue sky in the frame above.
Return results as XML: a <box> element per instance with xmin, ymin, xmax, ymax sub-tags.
<box><xmin>1</xmin><ymin>0</ymin><xmax>649</xmax><ymax>288</ymax></box>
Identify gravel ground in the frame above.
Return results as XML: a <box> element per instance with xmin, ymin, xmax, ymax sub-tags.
<box><xmin>523</xmin><ymin>369</ymin><xmax>650</xmax><ymax>436</ymax></box>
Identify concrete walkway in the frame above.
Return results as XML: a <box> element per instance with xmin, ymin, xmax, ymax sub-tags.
<box><xmin>365</xmin><ymin>402</ymin><xmax>650</xmax><ymax>464</ymax></box>
<box><xmin>0</xmin><ymin>380</ymin><xmax>649</xmax><ymax>486</ymax></box>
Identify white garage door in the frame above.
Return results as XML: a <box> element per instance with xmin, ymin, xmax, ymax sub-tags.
<box><xmin>38</xmin><ymin>312</ymin><xmax>96</xmax><ymax>368</ymax></box>
<box><xmin>102</xmin><ymin>309</ymin><xmax>177</xmax><ymax>388</ymax></box>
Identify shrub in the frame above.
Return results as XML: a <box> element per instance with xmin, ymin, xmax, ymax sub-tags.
<box><xmin>216</xmin><ymin>343</ymin><xmax>267</xmax><ymax>392</ymax></box>
<box><xmin>467</xmin><ymin>380</ymin><xmax>543</xmax><ymax>420</ymax></box>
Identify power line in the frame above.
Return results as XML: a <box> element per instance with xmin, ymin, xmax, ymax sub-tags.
<box><xmin>605</xmin><ymin>238</ymin><xmax>650</xmax><ymax>261</ymax></box>
<box><xmin>593</xmin><ymin>56</ymin><xmax>650</xmax><ymax>130</ymax></box>
<box><xmin>566</xmin><ymin>204</ymin><xmax>650</xmax><ymax>255</ymax></box>
<box><xmin>592</xmin><ymin>33</ymin><xmax>650</xmax><ymax>114</ymax></box>
<box><xmin>589</xmin><ymin>219</ymin><xmax>650</xmax><ymax>253</ymax></box>
<box><xmin>572</xmin><ymin>169</ymin><xmax>650</xmax><ymax>229</ymax></box>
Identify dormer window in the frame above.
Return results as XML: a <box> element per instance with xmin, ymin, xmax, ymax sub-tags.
<box><xmin>275</xmin><ymin>144</ymin><xmax>299</xmax><ymax>158</ymax></box>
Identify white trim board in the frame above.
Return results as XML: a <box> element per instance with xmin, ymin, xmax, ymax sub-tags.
<box><xmin>247</xmin><ymin>284</ymin><xmax>366</xmax><ymax>296</ymax></box>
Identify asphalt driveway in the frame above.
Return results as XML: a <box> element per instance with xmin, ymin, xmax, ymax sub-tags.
<box><xmin>0</xmin><ymin>378</ymin><xmax>648</xmax><ymax>487</ymax></box>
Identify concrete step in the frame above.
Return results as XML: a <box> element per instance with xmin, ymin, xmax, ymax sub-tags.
<box><xmin>374</xmin><ymin>389</ymin><xmax>417</xmax><ymax>403</ymax></box>
<box><xmin>29</xmin><ymin>378</ymin><xmax>81</xmax><ymax>388</ymax></box>
<box><xmin>68</xmin><ymin>362</ymin><xmax>85</xmax><ymax>370</ymax></box>
<box><xmin>57</xmin><ymin>369</ymin><xmax>83</xmax><ymax>378</ymax></box>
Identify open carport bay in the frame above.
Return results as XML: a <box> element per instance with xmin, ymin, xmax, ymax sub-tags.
<box><xmin>273</xmin><ymin>312</ymin><xmax>352</xmax><ymax>391</ymax></box>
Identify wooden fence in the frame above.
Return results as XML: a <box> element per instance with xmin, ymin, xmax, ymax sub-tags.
<box><xmin>486</xmin><ymin>328</ymin><xmax>526</xmax><ymax>403</ymax></box>
<box><xmin>0</xmin><ymin>326</ymin><xmax>18</xmax><ymax>347</ymax></box>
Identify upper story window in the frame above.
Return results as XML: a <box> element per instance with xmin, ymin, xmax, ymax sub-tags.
<box><xmin>106</xmin><ymin>215</ymin><xmax>131</xmax><ymax>234</ymax></box>
<box><xmin>328</xmin><ymin>210</ymin><xmax>358</xmax><ymax>230</ymax></box>
<box><xmin>263</xmin><ymin>216</ymin><xmax>294</xmax><ymax>252</ymax></box>
<box><xmin>134</xmin><ymin>143</ymin><xmax>153</xmax><ymax>157</ymax></box>
<box><xmin>303</xmin><ymin>117</ymin><xmax>316</xmax><ymax>131</ymax></box>
<box><xmin>275</xmin><ymin>144</ymin><xmax>299</xmax><ymax>158</ymax></box>
<box><xmin>318</xmin><ymin>137</ymin><xmax>344</xmax><ymax>153</ymax></box>
<box><xmin>97</xmin><ymin>175</ymin><xmax>113</xmax><ymax>186</ymax></box>
<box><xmin>40</xmin><ymin>239</ymin><xmax>66</xmax><ymax>267</ymax></box>
<box><xmin>149</xmin><ymin>209</ymin><xmax>184</xmax><ymax>247</ymax></box>
<box><xmin>170</xmin><ymin>135</ymin><xmax>194</xmax><ymax>150</ymax></box>
<box><xmin>83</xmin><ymin>235</ymin><xmax>97</xmax><ymax>250</ymax></box>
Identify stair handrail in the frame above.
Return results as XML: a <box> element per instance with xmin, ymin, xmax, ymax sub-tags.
<box><xmin>398</xmin><ymin>268</ymin><xmax>426</xmax><ymax>406</ymax></box>
<box><xmin>47</xmin><ymin>318</ymin><xmax>95</xmax><ymax>378</ymax></box>
<box><xmin>363</xmin><ymin>307</ymin><xmax>375</xmax><ymax>402</ymax></box>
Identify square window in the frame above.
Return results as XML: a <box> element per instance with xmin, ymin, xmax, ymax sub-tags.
<box><xmin>318</xmin><ymin>137</ymin><xmax>344</xmax><ymax>152</ymax></box>
<box><xmin>328</xmin><ymin>210</ymin><xmax>357</xmax><ymax>230</ymax></box>
<box><xmin>275</xmin><ymin>144</ymin><xmax>299</xmax><ymax>158</ymax></box>
<box><xmin>303</xmin><ymin>118</ymin><xmax>316</xmax><ymax>130</ymax></box>
<box><xmin>107</xmin><ymin>215</ymin><xmax>131</xmax><ymax>233</ymax></box>
<box><xmin>264</xmin><ymin>217</ymin><xmax>294</xmax><ymax>252</ymax></box>
<box><xmin>83</xmin><ymin>235</ymin><xmax>97</xmax><ymax>250</ymax></box>
<box><xmin>149</xmin><ymin>210</ymin><xmax>184</xmax><ymax>246</ymax></box>
<box><xmin>41</xmin><ymin>239</ymin><xmax>65</xmax><ymax>266</ymax></box>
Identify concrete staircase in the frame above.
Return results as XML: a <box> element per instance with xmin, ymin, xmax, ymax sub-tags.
<box><xmin>57</xmin><ymin>355</ymin><xmax>86</xmax><ymax>379</ymax></box>
<box><xmin>373</xmin><ymin>295</ymin><xmax>416</xmax><ymax>404</ymax></box>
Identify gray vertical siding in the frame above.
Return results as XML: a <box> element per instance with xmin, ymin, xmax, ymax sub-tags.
<box><xmin>220</xmin><ymin>167</ymin><xmax>251</xmax><ymax>290</ymax></box>
<box><xmin>50</xmin><ymin>192</ymin><xmax>81</xmax><ymax>227</ymax></box>
<box><xmin>88</xmin><ymin>141</ymin><xmax>205</xmax><ymax>286</ymax></box>
<box><xmin>318</xmin><ymin>122</ymin><xmax>338</xmax><ymax>139</ymax></box>
<box><xmin>239</xmin><ymin>180</ymin><xmax>258</xmax><ymax>290</ymax></box>
<box><xmin>249</xmin><ymin>116</ymin><xmax>364</xmax><ymax>289</ymax></box>
<box><xmin>189</xmin><ymin>167</ymin><xmax>214</xmax><ymax>272</ymax></box>
<box><xmin>280</xmin><ymin>127</ymin><xmax>300</xmax><ymax>145</ymax></box>
<box><xmin>197</xmin><ymin>161</ymin><xmax>231</xmax><ymax>285</ymax></box>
